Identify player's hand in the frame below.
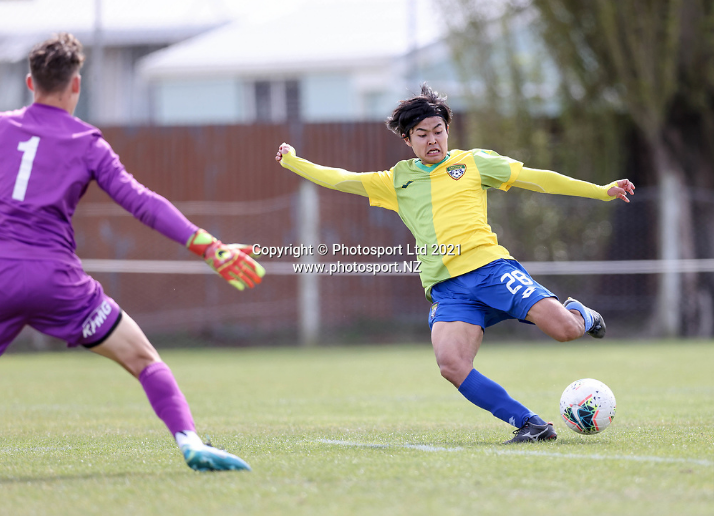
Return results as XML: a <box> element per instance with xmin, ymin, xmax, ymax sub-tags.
<box><xmin>187</xmin><ymin>229</ymin><xmax>265</xmax><ymax>291</ymax></box>
<box><xmin>275</xmin><ymin>143</ymin><xmax>295</xmax><ymax>162</ymax></box>
<box><xmin>607</xmin><ymin>179</ymin><xmax>635</xmax><ymax>203</ymax></box>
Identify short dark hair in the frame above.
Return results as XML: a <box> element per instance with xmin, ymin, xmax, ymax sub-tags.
<box><xmin>28</xmin><ymin>33</ymin><xmax>85</xmax><ymax>94</ymax></box>
<box><xmin>386</xmin><ymin>83</ymin><xmax>453</xmax><ymax>139</ymax></box>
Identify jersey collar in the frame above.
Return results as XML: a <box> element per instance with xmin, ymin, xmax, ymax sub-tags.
<box><xmin>414</xmin><ymin>152</ymin><xmax>451</xmax><ymax>173</ymax></box>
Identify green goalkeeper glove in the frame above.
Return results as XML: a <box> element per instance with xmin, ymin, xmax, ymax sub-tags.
<box><xmin>187</xmin><ymin>229</ymin><xmax>265</xmax><ymax>291</ymax></box>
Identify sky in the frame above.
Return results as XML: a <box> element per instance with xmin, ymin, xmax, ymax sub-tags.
<box><xmin>0</xmin><ymin>0</ymin><xmax>442</xmax><ymax>38</ymax></box>
<box><xmin>0</xmin><ymin>0</ymin><xmax>446</xmax><ymax>63</ymax></box>
<box><xmin>0</xmin><ymin>0</ymin><xmax>233</xmax><ymax>33</ymax></box>
<box><xmin>138</xmin><ymin>0</ymin><xmax>447</xmax><ymax>78</ymax></box>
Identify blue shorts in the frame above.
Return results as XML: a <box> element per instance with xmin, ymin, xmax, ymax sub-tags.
<box><xmin>0</xmin><ymin>258</ymin><xmax>122</xmax><ymax>355</ymax></box>
<box><xmin>428</xmin><ymin>259</ymin><xmax>557</xmax><ymax>330</ymax></box>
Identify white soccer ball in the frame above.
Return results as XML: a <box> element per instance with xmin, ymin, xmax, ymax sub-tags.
<box><xmin>559</xmin><ymin>378</ymin><xmax>616</xmax><ymax>434</ymax></box>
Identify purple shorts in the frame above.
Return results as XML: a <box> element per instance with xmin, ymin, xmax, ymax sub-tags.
<box><xmin>0</xmin><ymin>258</ymin><xmax>122</xmax><ymax>355</ymax></box>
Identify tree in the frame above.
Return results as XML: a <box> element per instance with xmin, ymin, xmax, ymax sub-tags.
<box><xmin>443</xmin><ymin>0</ymin><xmax>714</xmax><ymax>336</ymax></box>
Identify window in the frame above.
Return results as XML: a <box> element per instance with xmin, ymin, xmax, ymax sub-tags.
<box><xmin>253</xmin><ymin>80</ymin><xmax>301</xmax><ymax>122</ymax></box>
<box><xmin>254</xmin><ymin>81</ymin><xmax>273</xmax><ymax>121</ymax></box>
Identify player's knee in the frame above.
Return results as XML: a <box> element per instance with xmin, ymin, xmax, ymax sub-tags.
<box><xmin>554</xmin><ymin>317</ymin><xmax>584</xmax><ymax>342</ymax></box>
<box><xmin>436</xmin><ymin>354</ymin><xmax>470</xmax><ymax>386</ymax></box>
<box><xmin>438</xmin><ymin>361</ymin><xmax>457</xmax><ymax>383</ymax></box>
<box><xmin>128</xmin><ymin>355</ymin><xmax>161</xmax><ymax>378</ymax></box>
<box><xmin>535</xmin><ymin>306</ymin><xmax>585</xmax><ymax>342</ymax></box>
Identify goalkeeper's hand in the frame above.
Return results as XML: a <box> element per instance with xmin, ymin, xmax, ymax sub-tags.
<box><xmin>187</xmin><ymin>229</ymin><xmax>265</xmax><ymax>291</ymax></box>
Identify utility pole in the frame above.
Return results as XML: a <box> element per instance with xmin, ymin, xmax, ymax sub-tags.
<box><xmin>91</xmin><ymin>0</ymin><xmax>104</xmax><ymax>124</ymax></box>
<box><xmin>289</xmin><ymin>86</ymin><xmax>320</xmax><ymax>346</ymax></box>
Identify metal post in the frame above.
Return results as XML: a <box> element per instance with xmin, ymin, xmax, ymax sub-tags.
<box><xmin>289</xmin><ymin>97</ymin><xmax>320</xmax><ymax>347</ymax></box>
<box><xmin>656</xmin><ymin>172</ymin><xmax>681</xmax><ymax>336</ymax></box>
<box><xmin>91</xmin><ymin>0</ymin><xmax>104</xmax><ymax>124</ymax></box>
<box><xmin>298</xmin><ymin>180</ymin><xmax>320</xmax><ymax>346</ymax></box>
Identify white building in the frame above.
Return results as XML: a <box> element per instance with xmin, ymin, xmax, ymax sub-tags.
<box><xmin>0</xmin><ymin>0</ymin><xmax>232</xmax><ymax>123</ymax></box>
<box><xmin>138</xmin><ymin>0</ymin><xmax>459</xmax><ymax>125</ymax></box>
<box><xmin>0</xmin><ymin>0</ymin><xmax>478</xmax><ymax>126</ymax></box>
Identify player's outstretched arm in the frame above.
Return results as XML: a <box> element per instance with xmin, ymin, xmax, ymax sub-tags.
<box><xmin>275</xmin><ymin>143</ymin><xmax>370</xmax><ymax>196</ymax></box>
<box><xmin>187</xmin><ymin>229</ymin><xmax>265</xmax><ymax>291</ymax></box>
<box><xmin>513</xmin><ymin>167</ymin><xmax>635</xmax><ymax>202</ymax></box>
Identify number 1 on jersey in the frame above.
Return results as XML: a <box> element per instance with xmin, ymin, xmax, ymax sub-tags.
<box><xmin>13</xmin><ymin>136</ymin><xmax>40</xmax><ymax>201</ymax></box>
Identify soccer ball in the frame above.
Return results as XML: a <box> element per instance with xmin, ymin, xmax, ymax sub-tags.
<box><xmin>559</xmin><ymin>378</ymin><xmax>616</xmax><ymax>434</ymax></box>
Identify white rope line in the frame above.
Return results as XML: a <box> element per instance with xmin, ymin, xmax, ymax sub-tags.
<box><xmin>75</xmin><ymin>196</ymin><xmax>294</xmax><ymax>217</ymax></box>
<box><xmin>79</xmin><ymin>259</ymin><xmax>714</xmax><ymax>275</ymax></box>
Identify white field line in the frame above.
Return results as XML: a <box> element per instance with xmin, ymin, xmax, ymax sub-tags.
<box><xmin>318</xmin><ymin>439</ymin><xmax>463</xmax><ymax>453</ymax></box>
<box><xmin>316</xmin><ymin>439</ymin><xmax>713</xmax><ymax>466</ymax></box>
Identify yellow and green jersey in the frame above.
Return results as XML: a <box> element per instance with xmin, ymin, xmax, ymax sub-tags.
<box><xmin>280</xmin><ymin>148</ymin><xmax>616</xmax><ymax>301</ymax></box>
<box><xmin>360</xmin><ymin>149</ymin><xmax>519</xmax><ymax>299</ymax></box>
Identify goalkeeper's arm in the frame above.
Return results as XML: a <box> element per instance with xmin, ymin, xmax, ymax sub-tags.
<box><xmin>512</xmin><ymin>167</ymin><xmax>635</xmax><ymax>202</ymax></box>
<box><xmin>94</xmin><ymin>151</ymin><xmax>265</xmax><ymax>291</ymax></box>
<box><xmin>275</xmin><ymin>143</ymin><xmax>370</xmax><ymax>196</ymax></box>
<box><xmin>187</xmin><ymin>229</ymin><xmax>265</xmax><ymax>291</ymax></box>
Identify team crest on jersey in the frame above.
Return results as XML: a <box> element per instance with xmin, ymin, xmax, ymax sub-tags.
<box><xmin>446</xmin><ymin>164</ymin><xmax>466</xmax><ymax>180</ymax></box>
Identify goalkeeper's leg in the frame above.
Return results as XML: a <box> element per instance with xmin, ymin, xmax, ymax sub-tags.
<box><xmin>88</xmin><ymin>312</ymin><xmax>250</xmax><ymax>471</ymax></box>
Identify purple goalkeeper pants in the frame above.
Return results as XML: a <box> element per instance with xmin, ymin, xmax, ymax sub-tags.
<box><xmin>0</xmin><ymin>258</ymin><xmax>121</xmax><ymax>355</ymax></box>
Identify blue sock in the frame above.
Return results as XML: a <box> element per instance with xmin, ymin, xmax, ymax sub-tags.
<box><xmin>458</xmin><ymin>369</ymin><xmax>535</xmax><ymax>428</ymax></box>
<box><xmin>527</xmin><ymin>414</ymin><xmax>546</xmax><ymax>426</ymax></box>
<box><xmin>565</xmin><ymin>300</ymin><xmax>594</xmax><ymax>331</ymax></box>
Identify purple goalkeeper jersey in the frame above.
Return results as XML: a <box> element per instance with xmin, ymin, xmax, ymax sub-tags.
<box><xmin>0</xmin><ymin>103</ymin><xmax>197</xmax><ymax>265</ymax></box>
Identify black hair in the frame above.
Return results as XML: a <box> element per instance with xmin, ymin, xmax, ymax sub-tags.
<box><xmin>29</xmin><ymin>33</ymin><xmax>85</xmax><ymax>94</ymax></box>
<box><xmin>385</xmin><ymin>83</ymin><xmax>452</xmax><ymax>139</ymax></box>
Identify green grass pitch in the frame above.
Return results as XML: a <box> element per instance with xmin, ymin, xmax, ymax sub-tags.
<box><xmin>0</xmin><ymin>340</ymin><xmax>712</xmax><ymax>516</ymax></box>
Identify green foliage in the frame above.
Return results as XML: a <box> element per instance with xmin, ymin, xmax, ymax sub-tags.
<box><xmin>528</xmin><ymin>0</ymin><xmax>714</xmax><ymax>336</ymax></box>
<box><xmin>0</xmin><ymin>342</ymin><xmax>713</xmax><ymax>516</ymax></box>
<box><xmin>488</xmin><ymin>191</ymin><xmax>615</xmax><ymax>261</ymax></box>
<box><xmin>440</xmin><ymin>2</ymin><xmax>714</xmax><ymax>337</ymax></box>
<box><xmin>441</xmin><ymin>0</ymin><xmax>628</xmax><ymax>183</ymax></box>
<box><xmin>439</xmin><ymin>0</ymin><xmax>631</xmax><ymax>263</ymax></box>
<box><xmin>443</xmin><ymin>0</ymin><xmax>714</xmax><ymax>181</ymax></box>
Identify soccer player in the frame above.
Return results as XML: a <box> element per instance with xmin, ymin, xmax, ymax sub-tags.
<box><xmin>275</xmin><ymin>84</ymin><xmax>635</xmax><ymax>444</ymax></box>
<box><xmin>0</xmin><ymin>33</ymin><xmax>265</xmax><ymax>471</ymax></box>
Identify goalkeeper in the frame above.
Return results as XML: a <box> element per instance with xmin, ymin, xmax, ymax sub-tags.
<box><xmin>0</xmin><ymin>34</ymin><xmax>264</xmax><ymax>471</ymax></box>
<box><xmin>276</xmin><ymin>84</ymin><xmax>634</xmax><ymax>444</ymax></box>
